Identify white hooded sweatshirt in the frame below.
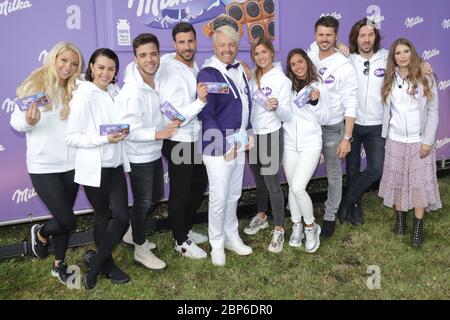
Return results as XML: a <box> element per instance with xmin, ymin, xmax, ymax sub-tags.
<box><xmin>10</xmin><ymin>94</ymin><xmax>75</xmax><ymax>174</ymax></box>
<box><xmin>116</xmin><ymin>61</ymin><xmax>164</xmax><ymax>164</ymax></box>
<box><xmin>250</xmin><ymin>62</ymin><xmax>292</xmax><ymax>135</ymax></box>
<box><xmin>283</xmin><ymin>81</ymin><xmax>330</xmax><ymax>151</ymax></box>
<box><xmin>66</xmin><ymin>80</ymin><xmax>129</xmax><ymax>187</ymax></box>
<box><xmin>156</xmin><ymin>53</ymin><xmax>206</xmax><ymax>142</ymax></box>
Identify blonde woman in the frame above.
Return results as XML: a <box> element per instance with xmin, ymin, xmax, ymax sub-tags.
<box><xmin>379</xmin><ymin>38</ymin><xmax>441</xmax><ymax>247</ymax></box>
<box><xmin>11</xmin><ymin>42</ymin><xmax>83</xmax><ymax>285</ymax></box>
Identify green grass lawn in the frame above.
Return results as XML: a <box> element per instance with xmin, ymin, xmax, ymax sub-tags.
<box><xmin>0</xmin><ymin>176</ymin><xmax>449</xmax><ymax>300</ymax></box>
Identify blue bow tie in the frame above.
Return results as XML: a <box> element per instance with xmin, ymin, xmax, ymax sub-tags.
<box><xmin>226</xmin><ymin>63</ymin><xmax>240</xmax><ymax>70</ymax></box>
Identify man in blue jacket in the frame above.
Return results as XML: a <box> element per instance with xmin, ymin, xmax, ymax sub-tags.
<box><xmin>197</xmin><ymin>25</ymin><xmax>253</xmax><ymax>266</ymax></box>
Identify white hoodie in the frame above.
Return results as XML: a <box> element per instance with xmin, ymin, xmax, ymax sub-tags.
<box><xmin>10</xmin><ymin>95</ymin><xmax>75</xmax><ymax>174</ymax></box>
<box><xmin>308</xmin><ymin>43</ymin><xmax>358</xmax><ymax>125</ymax></box>
<box><xmin>349</xmin><ymin>49</ymin><xmax>388</xmax><ymax>126</ymax></box>
<box><xmin>250</xmin><ymin>62</ymin><xmax>292</xmax><ymax>135</ymax></box>
<box><xmin>116</xmin><ymin>62</ymin><xmax>164</xmax><ymax>163</ymax></box>
<box><xmin>283</xmin><ymin>81</ymin><xmax>330</xmax><ymax>151</ymax></box>
<box><xmin>156</xmin><ymin>53</ymin><xmax>206</xmax><ymax>142</ymax></box>
<box><xmin>66</xmin><ymin>80</ymin><xmax>130</xmax><ymax>187</ymax></box>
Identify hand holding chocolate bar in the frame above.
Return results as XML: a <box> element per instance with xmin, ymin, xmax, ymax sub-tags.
<box><xmin>16</xmin><ymin>92</ymin><xmax>50</xmax><ymax>111</ymax></box>
<box><xmin>25</xmin><ymin>102</ymin><xmax>41</xmax><ymax>126</ymax></box>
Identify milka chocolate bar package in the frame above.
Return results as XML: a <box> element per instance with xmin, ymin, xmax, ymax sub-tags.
<box><xmin>99</xmin><ymin>124</ymin><xmax>130</xmax><ymax>136</ymax></box>
<box><xmin>204</xmin><ymin>82</ymin><xmax>230</xmax><ymax>94</ymax></box>
<box><xmin>294</xmin><ymin>85</ymin><xmax>315</xmax><ymax>108</ymax></box>
<box><xmin>15</xmin><ymin>92</ymin><xmax>49</xmax><ymax>111</ymax></box>
<box><xmin>160</xmin><ymin>101</ymin><xmax>186</xmax><ymax>122</ymax></box>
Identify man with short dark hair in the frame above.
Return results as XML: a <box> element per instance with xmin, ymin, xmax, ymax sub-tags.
<box><xmin>308</xmin><ymin>16</ymin><xmax>358</xmax><ymax>237</ymax></box>
<box><xmin>117</xmin><ymin>33</ymin><xmax>178</xmax><ymax>270</ymax></box>
<box><xmin>156</xmin><ymin>22</ymin><xmax>210</xmax><ymax>260</ymax></box>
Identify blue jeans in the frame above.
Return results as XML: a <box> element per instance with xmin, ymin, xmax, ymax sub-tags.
<box><xmin>345</xmin><ymin>124</ymin><xmax>385</xmax><ymax>203</ymax></box>
<box><xmin>129</xmin><ymin>159</ymin><xmax>164</xmax><ymax>245</ymax></box>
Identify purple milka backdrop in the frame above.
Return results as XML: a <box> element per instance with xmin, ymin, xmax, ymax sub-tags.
<box><xmin>1</xmin><ymin>0</ymin><xmax>449</xmax><ymax>225</ymax></box>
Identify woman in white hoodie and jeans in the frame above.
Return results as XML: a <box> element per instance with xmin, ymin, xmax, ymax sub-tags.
<box><xmin>243</xmin><ymin>36</ymin><xmax>291</xmax><ymax>253</ymax></box>
<box><xmin>283</xmin><ymin>48</ymin><xmax>329</xmax><ymax>253</ymax></box>
<box><xmin>66</xmin><ymin>48</ymin><xmax>130</xmax><ymax>290</ymax></box>
<box><xmin>11</xmin><ymin>42</ymin><xmax>83</xmax><ymax>285</ymax></box>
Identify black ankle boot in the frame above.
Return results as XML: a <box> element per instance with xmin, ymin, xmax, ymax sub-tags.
<box><xmin>394</xmin><ymin>211</ymin><xmax>408</xmax><ymax>235</ymax></box>
<box><xmin>338</xmin><ymin>198</ymin><xmax>352</xmax><ymax>224</ymax></box>
<box><xmin>102</xmin><ymin>256</ymin><xmax>131</xmax><ymax>284</ymax></box>
<box><xmin>350</xmin><ymin>198</ymin><xmax>364</xmax><ymax>225</ymax></box>
<box><xmin>411</xmin><ymin>217</ymin><xmax>424</xmax><ymax>247</ymax></box>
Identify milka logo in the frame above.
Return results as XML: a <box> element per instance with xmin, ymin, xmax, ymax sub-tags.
<box><xmin>319</xmin><ymin>67</ymin><xmax>327</xmax><ymax>76</ymax></box>
<box><xmin>128</xmin><ymin>0</ymin><xmax>191</xmax><ymax>17</ymax></box>
<box><xmin>438</xmin><ymin>80</ymin><xmax>450</xmax><ymax>91</ymax></box>
<box><xmin>367</xmin><ymin>14</ymin><xmax>384</xmax><ymax>26</ymax></box>
<box><xmin>442</xmin><ymin>19</ymin><xmax>450</xmax><ymax>29</ymax></box>
<box><xmin>261</xmin><ymin>87</ymin><xmax>272</xmax><ymax>96</ymax></box>
<box><xmin>0</xmin><ymin>0</ymin><xmax>32</xmax><ymax>16</ymax></box>
<box><xmin>12</xmin><ymin>187</ymin><xmax>37</xmax><ymax>204</ymax></box>
<box><xmin>405</xmin><ymin>16</ymin><xmax>424</xmax><ymax>28</ymax></box>
<box><xmin>39</xmin><ymin>50</ymin><xmax>49</xmax><ymax>64</ymax></box>
<box><xmin>422</xmin><ymin>49</ymin><xmax>440</xmax><ymax>61</ymax></box>
<box><xmin>320</xmin><ymin>12</ymin><xmax>342</xmax><ymax>20</ymax></box>
<box><xmin>324</xmin><ymin>75</ymin><xmax>335</xmax><ymax>84</ymax></box>
<box><xmin>2</xmin><ymin>97</ymin><xmax>16</xmax><ymax>113</ymax></box>
<box><xmin>435</xmin><ymin>137</ymin><xmax>450</xmax><ymax>150</ymax></box>
<box><xmin>374</xmin><ymin>68</ymin><xmax>386</xmax><ymax>77</ymax></box>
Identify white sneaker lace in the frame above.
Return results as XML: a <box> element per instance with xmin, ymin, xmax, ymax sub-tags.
<box><xmin>270</xmin><ymin>230</ymin><xmax>283</xmax><ymax>247</ymax></box>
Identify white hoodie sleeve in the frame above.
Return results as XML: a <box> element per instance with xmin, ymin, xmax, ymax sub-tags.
<box><xmin>158</xmin><ymin>68</ymin><xmax>206</xmax><ymax>127</ymax></box>
<box><xmin>273</xmin><ymin>78</ymin><xmax>293</xmax><ymax>122</ymax></box>
<box><xmin>65</xmin><ymin>93</ymin><xmax>109</xmax><ymax>148</ymax></box>
<box><xmin>120</xmin><ymin>96</ymin><xmax>157</xmax><ymax>142</ymax></box>
<box><xmin>10</xmin><ymin>105</ymin><xmax>35</xmax><ymax>132</ymax></box>
<box><xmin>340</xmin><ymin>64</ymin><xmax>358</xmax><ymax>119</ymax></box>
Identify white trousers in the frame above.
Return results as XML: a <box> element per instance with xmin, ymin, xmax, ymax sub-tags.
<box><xmin>283</xmin><ymin>148</ymin><xmax>321</xmax><ymax>225</ymax></box>
<box><xmin>203</xmin><ymin>152</ymin><xmax>245</xmax><ymax>249</ymax></box>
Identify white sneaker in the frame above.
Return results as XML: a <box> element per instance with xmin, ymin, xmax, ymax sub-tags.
<box><xmin>304</xmin><ymin>224</ymin><xmax>321</xmax><ymax>253</ymax></box>
<box><xmin>211</xmin><ymin>248</ymin><xmax>226</xmax><ymax>266</ymax></box>
<box><xmin>175</xmin><ymin>239</ymin><xmax>207</xmax><ymax>259</ymax></box>
<box><xmin>289</xmin><ymin>223</ymin><xmax>304</xmax><ymax>248</ymax></box>
<box><xmin>187</xmin><ymin>229</ymin><xmax>208</xmax><ymax>244</ymax></box>
<box><xmin>224</xmin><ymin>239</ymin><xmax>253</xmax><ymax>256</ymax></box>
<box><xmin>244</xmin><ymin>215</ymin><xmax>269</xmax><ymax>235</ymax></box>
<box><xmin>134</xmin><ymin>240</ymin><xmax>166</xmax><ymax>270</ymax></box>
<box><xmin>268</xmin><ymin>229</ymin><xmax>284</xmax><ymax>253</ymax></box>
<box><xmin>123</xmin><ymin>224</ymin><xmax>156</xmax><ymax>250</ymax></box>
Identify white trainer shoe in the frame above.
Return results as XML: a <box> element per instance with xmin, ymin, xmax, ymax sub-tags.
<box><xmin>187</xmin><ymin>229</ymin><xmax>208</xmax><ymax>244</ymax></box>
<box><xmin>123</xmin><ymin>224</ymin><xmax>156</xmax><ymax>250</ymax></box>
<box><xmin>244</xmin><ymin>215</ymin><xmax>269</xmax><ymax>235</ymax></box>
<box><xmin>289</xmin><ymin>223</ymin><xmax>305</xmax><ymax>248</ymax></box>
<box><xmin>175</xmin><ymin>239</ymin><xmax>207</xmax><ymax>259</ymax></box>
<box><xmin>268</xmin><ymin>229</ymin><xmax>284</xmax><ymax>253</ymax></box>
<box><xmin>224</xmin><ymin>239</ymin><xmax>253</xmax><ymax>256</ymax></box>
<box><xmin>134</xmin><ymin>240</ymin><xmax>166</xmax><ymax>271</ymax></box>
<box><xmin>304</xmin><ymin>224</ymin><xmax>321</xmax><ymax>253</ymax></box>
<box><xmin>211</xmin><ymin>248</ymin><xmax>226</xmax><ymax>266</ymax></box>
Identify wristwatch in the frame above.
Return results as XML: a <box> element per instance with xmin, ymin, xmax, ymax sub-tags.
<box><xmin>344</xmin><ymin>136</ymin><xmax>353</xmax><ymax>143</ymax></box>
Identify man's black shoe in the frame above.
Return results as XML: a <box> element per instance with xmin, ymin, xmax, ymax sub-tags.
<box><xmin>322</xmin><ymin>220</ymin><xmax>336</xmax><ymax>237</ymax></box>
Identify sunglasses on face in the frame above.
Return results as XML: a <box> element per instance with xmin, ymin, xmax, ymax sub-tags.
<box><xmin>363</xmin><ymin>60</ymin><xmax>370</xmax><ymax>76</ymax></box>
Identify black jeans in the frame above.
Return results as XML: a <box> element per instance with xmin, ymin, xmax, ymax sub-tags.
<box><xmin>129</xmin><ymin>158</ymin><xmax>164</xmax><ymax>245</ymax></box>
<box><xmin>83</xmin><ymin>166</ymin><xmax>129</xmax><ymax>273</ymax></box>
<box><xmin>162</xmin><ymin>140</ymin><xmax>208</xmax><ymax>245</ymax></box>
<box><xmin>248</xmin><ymin>129</ymin><xmax>285</xmax><ymax>226</ymax></box>
<box><xmin>30</xmin><ymin>170</ymin><xmax>79</xmax><ymax>261</ymax></box>
<box><xmin>345</xmin><ymin>124</ymin><xmax>385</xmax><ymax>203</ymax></box>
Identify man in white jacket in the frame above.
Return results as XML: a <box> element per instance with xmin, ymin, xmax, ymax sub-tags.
<box><xmin>308</xmin><ymin>16</ymin><xmax>358</xmax><ymax>237</ymax></box>
<box><xmin>156</xmin><ymin>23</ymin><xmax>209</xmax><ymax>259</ymax></box>
<box><xmin>116</xmin><ymin>33</ymin><xmax>178</xmax><ymax>271</ymax></box>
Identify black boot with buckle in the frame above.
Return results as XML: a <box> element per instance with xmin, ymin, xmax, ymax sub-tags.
<box><xmin>411</xmin><ymin>217</ymin><xmax>424</xmax><ymax>247</ymax></box>
<box><xmin>394</xmin><ymin>211</ymin><xmax>408</xmax><ymax>236</ymax></box>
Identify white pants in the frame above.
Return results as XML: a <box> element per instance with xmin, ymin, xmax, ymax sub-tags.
<box><xmin>283</xmin><ymin>148</ymin><xmax>321</xmax><ymax>225</ymax></box>
<box><xmin>203</xmin><ymin>152</ymin><xmax>245</xmax><ymax>249</ymax></box>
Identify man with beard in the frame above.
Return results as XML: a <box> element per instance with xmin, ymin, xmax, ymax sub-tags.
<box><xmin>117</xmin><ymin>33</ymin><xmax>179</xmax><ymax>270</ymax></box>
<box><xmin>156</xmin><ymin>23</ymin><xmax>210</xmax><ymax>259</ymax></box>
<box><xmin>308</xmin><ymin>16</ymin><xmax>358</xmax><ymax>238</ymax></box>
